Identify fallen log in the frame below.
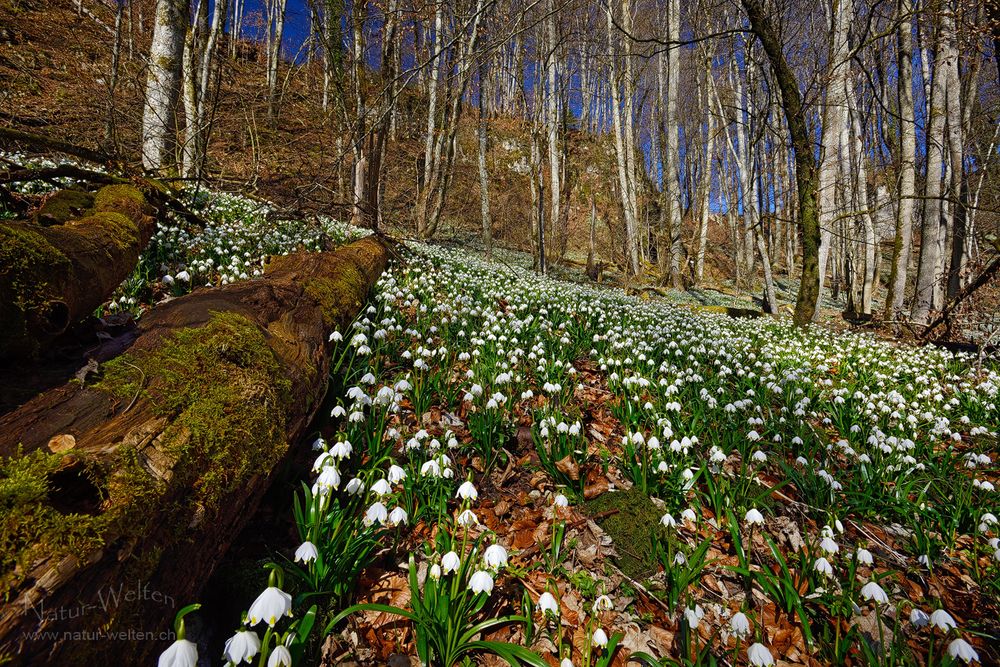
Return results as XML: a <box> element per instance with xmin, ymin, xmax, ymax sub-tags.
<box><xmin>0</xmin><ymin>235</ymin><xmax>388</xmax><ymax>666</ymax></box>
<box><xmin>0</xmin><ymin>184</ymin><xmax>154</xmax><ymax>357</ymax></box>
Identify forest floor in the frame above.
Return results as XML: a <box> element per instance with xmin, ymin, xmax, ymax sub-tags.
<box><xmin>4</xmin><ymin>170</ymin><xmax>996</xmax><ymax>666</ymax></box>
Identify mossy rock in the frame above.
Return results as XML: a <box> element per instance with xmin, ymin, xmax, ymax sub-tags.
<box><xmin>584</xmin><ymin>487</ymin><xmax>663</xmax><ymax>580</ymax></box>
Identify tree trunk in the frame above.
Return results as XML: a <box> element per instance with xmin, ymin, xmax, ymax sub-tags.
<box><xmin>912</xmin><ymin>3</ymin><xmax>948</xmax><ymax>324</ymax></box>
<box><xmin>477</xmin><ymin>62</ymin><xmax>492</xmax><ymax>256</ymax></box>
<box><xmin>0</xmin><ymin>185</ymin><xmax>154</xmax><ymax>358</ymax></box>
<box><xmin>141</xmin><ymin>0</ymin><xmax>187</xmax><ymax>172</ymax></box>
<box><xmin>815</xmin><ymin>0</ymin><xmax>852</xmax><ymax>319</ymax></box>
<box><xmin>0</xmin><ymin>237</ymin><xmax>388</xmax><ymax>667</ymax></box>
<box><xmin>885</xmin><ymin>0</ymin><xmax>916</xmax><ymax>320</ymax></box>
<box><xmin>742</xmin><ymin>0</ymin><xmax>821</xmax><ymax>326</ymax></box>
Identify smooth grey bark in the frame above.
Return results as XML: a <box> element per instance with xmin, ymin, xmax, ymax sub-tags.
<box><xmin>912</xmin><ymin>4</ymin><xmax>949</xmax><ymax>323</ymax></box>
<box><xmin>886</xmin><ymin>0</ymin><xmax>916</xmax><ymax>319</ymax></box>
<box><xmin>477</xmin><ymin>62</ymin><xmax>492</xmax><ymax>256</ymax></box>
<box><xmin>141</xmin><ymin>0</ymin><xmax>187</xmax><ymax>172</ymax></box>
<box><xmin>814</xmin><ymin>0</ymin><xmax>852</xmax><ymax>319</ymax></box>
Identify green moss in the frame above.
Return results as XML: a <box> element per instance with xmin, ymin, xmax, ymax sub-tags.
<box><xmin>584</xmin><ymin>488</ymin><xmax>663</xmax><ymax>580</ymax></box>
<box><xmin>33</xmin><ymin>189</ymin><xmax>94</xmax><ymax>225</ymax></box>
<box><xmin>0</xmin><ymin>223</ymin><xmax>72</xmax><ymax>353</ymax></box>
<box><xmin>97</xmin><ymin>311</ymin><xmax>292</xmax><ymax>515</ymax></box>
<box><xmin>302</xmin><ymin>270</ymin><xmax>365</xmax><ymax>329</ymax></box>
<box><xmin>76</xmin><ymin>211</ymin><xmax>141</xmax><ymax>252</ymax></box>
<box><xmin>0</xmin><ymin>448</ymin><xmax>107</xmax><ymax>597</ymax></box>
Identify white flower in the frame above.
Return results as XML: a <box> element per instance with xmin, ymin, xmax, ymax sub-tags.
<box><xmin>813</xmin><ymin>557</ymin><xmax>833</xmax><ymax>577</ymax></box>
<box><xmin>483</xmin><ymin>543</ymin><xmax>508</xmax><ymax>569</ymax></box>
<box><xmin>158</xmin><ymin>639</ymin><xmax>197</xmax><ymax>667</ymax></box>
<box><xmin>661</xmin><ymin>513</ymin><xmax>677</xmax><ymax>528</ymax></box>
<box><xmin>747</xmin><ymin>642</ymin><xmax>774</xmax><ymax>667</ymax></box>
<box><xmin>730</xmin><ymin>611</ymin><xmax>751</xmax><ymax>638</ymax></box>
<box><xmin>819</xmin><ymin>537</ymin><xmax>840</xmax><ymax>554</ymax></box>
<box><xmin>947</xmin><ymin>638</ymin><xmax>979</xmax><ymax>664</ymax></box>
<box><xmin>469</xmin><ymin>570</ymin><xmax>494</xmax><ymax>595</ymax></box>
<box><xmin>910</xmin><ymin>608</ymin><xmax>930</xmax><ymax>628</ymax></box>
<box><xmin>861</xmin><ymin>581</ymin><xmax>889</xmax><ymax>604</ymax></box>
<box><xmin>457</xmin><ymin>508</ymin><xmax>479</xmax><ymax>527</ymax></box>
<box><xmin>929</xmin><ymin>609</ymin><xmax>957</xmax><ymax>632</ymax></box>
<box><xmin>247</xmin><ymin>587</ymin><xmax>293</xmax><ymax>627</ymax></box>
<box><xmin>457</xmin><ymin>480</ymin><xmax>478</xmax><ymax>500</ymax></box>
<box><xmin>538</xmin><ymin>591</ymin><xmax>559</xmax><ymax>615</ymax></box>
<box><xmin>560</xmin><ymin>660</ymin><xmax>574</xmax><ymax>667</ymax></box>
<box><xmin>315</xmin><ymin>465</ymin><xmax>341</xmax><ymax>492</ymax></box>
<box><xmin>223</xmin><ymin>630</ymin><xmax>260</xmax><ymax>664</ymax></box>
<box><xmin>592</xmin><ymin>628</ymin><xmax>609</xmax><ymax>647</ymax></box>
<box><xmin>684</xmin><ymin>604</ymin><xmax>704</xmax><ymax>629</ymax></box>
<box><xmin>370</xmin><ymin>478</ymin><xmax>392</xmax><ymax>496</ymax></box>
<box><xmin>856</xmin><ymin>548</ymin><xmax>873</xmax><ymax>566</ymax></box>
<box><xmin>553</xmin><ymin>494</ymin><xmax>569</xmax><ymax>507</ymax></box>
<box><xmin>388</xmin><ymin>506</ymin><xmax>408</xmax><ymax>526</ymax></box>
<box><xmin>388</xmin><ymin>464</ymin><xmax>407</xmax><ymax>483</ymax></box>
<box><xmin>267</xmin><ymin>644</ymin><xmax>292</xmax><ymax>667</ymax></box>
<box><xmin>330</xmin><ymin>439</ymin><xmax>353</xmax><ymax>459</ymax></box>
<box><xmin>745</xmin><ymin>508</ymin><xmax>765</xmax><ymax>526</ymax></box>
<box><xmin>365</xmin><ymin>501</ymin><xmax>388</xmax><ymax>526</ymax></box>
<box><xmin>294</xmin><ymin>541</ymin><xmax>318</xmax><ymax>564</ymax></box>
<box><xmin>441</xmin><ymin>551</ymin><xmax>461</xmax><ymax>574</ymax></box>
<box><xmin>345</xmin><ymin>477</ymin><xmax>365</xmax><ymax>495</ymax></box>
<box><xmin>681</xmin><ymin>508</ymin><xmax>697</xmax><ymax>524</ymax></box>
<box><xmin>593</xmin><ymin>594</ymin><xmax>613</xmax><ymax>613</ymax></box>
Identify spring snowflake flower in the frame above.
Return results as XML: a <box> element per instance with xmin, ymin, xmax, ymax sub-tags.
<box><xmin>223</xmin><ymin>630</ymin><xmax>260</xmax><ymax>664</ymax></box>
<box><xmin>681</xmin><ymin>508</ymin><xmax>698</xmax><ymax>524</ymax></box>
<box><xmin>661</xmin><ymin>513</ymin><xmax>677</xmax><ymax>528</ymax></box>
<box><xmin>364</xmin><ymin>502</ymin><xmax>388</xmax><ymax>526</ymax></box>
<box><xmin>593</xmin><ymin>595</ymin><xmax>613</xmax><ymax>613</ymax></box>
<box><xmin>483</xmin><ymin>543</ymin><xmax>509</xmax><ymax>569</ymax></box>
<box><xmin>247</xmin><ymin>586</ymin><xmax>293</xmax><ymax>627</ymax></box>
<box><xmin>861</xmin><ymin>581</ymin><xmax>889</xmax><ymax>604</ymax></box>
<box><xmin>370</xmin><ymin>478</ymin><xmax>392</xmax><ymax>496</ymax></box>
<box><xmin>745</xmin><ymin>508</ymin><xmax>765</xmax><ymax>526</ymax></box>
<box><xmin>592</xmin><ymin>628</ymin><xmax>609</xmax><ymax>647</ymax></box>
<box><xmin>456</xmin><ymin>480</ymin><xmax>478</xmax><ymax>500</ymax></box>
<box><xmin>747</xmin><ymin>642</ymin><xmax>774</xmax><ymax>667</ymax></box>
<box><xmin>538</xmin><ymin>592</ymin><xmax>559</xmax><ymax>615</ymax></box>
<box><xmin>813</xmin><ymin>557</ymin><xmax>833</xmax><ymax>578</ymax></box>
<box><xmin>268</xmin><ymin>644</ymin><xmax>292</xmax><ymax>667</ymax></box>
<box><xmin>730</xmin><ymin>611</ymin><xmax>751</xmax><ymax>638</ymax></box>
<box><xmin>441</xmin><ymin>551</ymin><xmax>461</xmax><ymax>574</ymax></box>
<box><xmin>560</xmin><ymin>660</ymin><xmax>574</xmax><ymax>667</ymax></box>
<box><xmin>910</xmin><ymin>608</ymin><xmax>930</xmax><ymax>628</ymax></box>
<box><xmin>684</xmin><ymin>604</ymin><xmax>704</xmax><ymax>629</ymax></box>
<box><xmin>315</xmin><ymin>466</ymin><xmax>341</xmax><ymax>493</ymax></box>
<box><xmin>819</xmin><ymin>537</ymin><xmax>839</xmax><ymax>554</ymax></box>
<box><xmin>553</xmin><ymin>494</ymin><xmax>569</xmax><ymax>507</ymax></box>
<box><xmin>330</xmin><ymin>439</ymin><xmax>353</xmax><ymax>459</ymax></box>
<box><xmin>158</xmin><ymin>638</ymin><xmax>197</xmax><ymax>667</ymax></box>
<box><xmin>469</xmin><ymin>570</ymin><xmax>494</xmax><ymax>595</ymax></box>
<box><xmin>929</xmin><ymin>609</ymin><xmax>957</xmax><ymax>632</ymax></box>
<box><xmin>294</xmin><ymin>541</ymin><xmax>318</xmax><ymax>564</ymax></box>
<box><xmin>388</xmin><ymin>506</ymin><xmax>408</xmax><ymax>526</ymax></box>
<box><xmin>856</xmin><ymin>548</ymin><xmax>874</xmax><ymax>566</ymax></box>
<box><xmin>457</xmin><ymin>509</ymin><xmax>479</xmax><ymax>527</ymax></box>
<box><xmin>388</xmin><ymin>464</ymin><xmax>406</xmax><ymax>484</ymax></box>
<box><xmin>345</xmin><ymin>477</ymin><xmax>365</xmax><ymax>495</ymax></box>
<box><xmin>947</xmin><ymin>638</ymin><xmax>979</xmax><ymax>664</ymax></box>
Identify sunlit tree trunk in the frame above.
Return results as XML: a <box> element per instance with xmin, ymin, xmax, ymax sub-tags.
<box><xmin>142</xmin><ymin>0</ymin><xmax>187</xmax><ymax>172</ymax></box>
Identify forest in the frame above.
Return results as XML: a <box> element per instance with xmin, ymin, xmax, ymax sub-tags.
<box><xmin>0</xmin><ymin>0</ymin><xmax>999</xmax><ymax>665</ymax></box>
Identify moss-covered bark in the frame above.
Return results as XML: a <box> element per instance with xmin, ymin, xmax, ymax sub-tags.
<box><xmin>0</xmin><ymin>184</ymin><xmax>154</xmax><ymax>358</ymax></box>
<box><xmin>0</xmin><ymin>236</ymin><xmax>388</xmax><ymax>666</ymax></box>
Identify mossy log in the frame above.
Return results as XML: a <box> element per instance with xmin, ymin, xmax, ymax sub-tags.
<box><xmin>0</xmin><ymin>184</ymin><xmax>155</xmax><ymax>358</ymax></box>
<box><xmin>0</xmin><ymin>235</ymin><xmax>388</xmax><ymax>665</ymax></box>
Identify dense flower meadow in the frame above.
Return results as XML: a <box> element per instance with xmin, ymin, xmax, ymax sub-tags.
<box><xmin>150</xmin><ymin>231</ymin><xmax>999</xmax><ymax>667</ymax></box>
<box><xmin>6</xmin><ymin>165</ymin><xmax>995</xmax><ymax>664</ymax></box>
